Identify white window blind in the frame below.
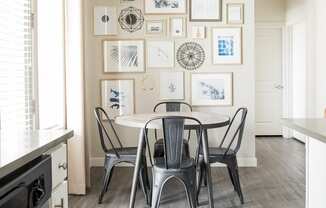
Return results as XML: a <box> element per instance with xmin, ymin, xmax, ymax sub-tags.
<box><xmin>0</xmin><ymin>0</ymin><xmax>34</xmax><ymax>130</ymax></box>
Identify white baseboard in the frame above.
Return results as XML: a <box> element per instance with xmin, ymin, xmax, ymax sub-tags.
<box><xmin>90</xmin><ymin>156</ymin><xmax>257</xmax><ymax>168</ymax></box>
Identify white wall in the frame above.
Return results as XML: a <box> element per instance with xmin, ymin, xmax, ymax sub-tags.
<box><xmin>255</xmin><ymin>0</ymin><xmax>285</xmax><ymax>22</ymax></box>
<box><xmin>83</xmin><ymin>0</ymin><xmax>257</xmax><ymax>183</ymax></box>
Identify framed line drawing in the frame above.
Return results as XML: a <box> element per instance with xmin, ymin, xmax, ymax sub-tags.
<box><xmin>145</xmin><ymin>20</ymin><xmax>166</xmax><ymax>35</ymax></box>
<box><xmin>103</xmin><ymin>40</ymin><xmax>145</xmax><ymax>73</ymax></box>
<box><xmin>190</xmin><ymin>0</ymin><xmax>222</xmax><ymax>22</ymax></box>
<box><xmin>212</xmin><ymin>27</ymin><xmax>242</xmax><ymax>64</ymax></box>
<box><xmin>94</xmin><ymin>6</ymin><xmax>118</xmax><ymax>35</ymax></box>
<box><xmin>191</xmin><ymin>25</ymin><xmax>206</xmax><ymax>39</ymax></box>
<box><xmin>227</xmin><ymin>3</ymin><xmax>244</xmax><ymax>24</ymax></box>
<box><xmin>170</xmin><ymin>17</ymin><xmax>186</xmax><ymax>37</ymax></box>
<box><xmin>145</xmin><ymin>0</ymin><xmax>187</xmax><ymax>14</ymax></box>
<box><xmin>101</xmin><ymin>79</ymin><xmax>135</xmax><ymax>118</ymax></box>
<box><xmin>146</xmin><ymin>40</ymin><xmax>174</xmax><ymax>68</ymax></box>
<box><xmin>160</xmin><ymin>71</ymin><xmax>184</xmax><ymax>100</ymax></box>
<box><xmin>191</xmin><ymin>73</ymin><xmax>233</xmax><ymax>106</ymax></box>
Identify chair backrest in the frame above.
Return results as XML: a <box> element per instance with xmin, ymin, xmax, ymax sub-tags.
<box><xmin>153</xmin><ymin>101</ymin><xmax>192</xmax><ymax>113</ymax></box>
<box><xmin>219</xmin><ymin>108</ymin><xmax>248</xmax><ymax>156</ymax></box>
<box><xmin>94</xmin><ymin>107</ymin><xmax>123</xmax><ymax>157</ymax></box>
<box><xmin>144</xmin><ymin>116</ymin><xmax>203</xmax><ymax>170</ymax></box>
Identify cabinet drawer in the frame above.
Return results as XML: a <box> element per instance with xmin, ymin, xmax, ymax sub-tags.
<box><xmin>50</xmin><ymin>144</ymin><xmax>67</xmax><ymax>188</ymax></box>
<box><xmin>51</xmin><ymin>181</ymin><xmax>68</xmax><ymax>208</ymax></box>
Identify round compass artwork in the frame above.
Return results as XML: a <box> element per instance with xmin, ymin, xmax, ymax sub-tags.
<box><xmin>118</xmin><ymin>7</ymin><xmax>144</xmax><ymax>33</ymax></box>
<box><xmin>176</xmin><ymin>42</ymin><xmax>205</xmax><ymax>71</ymax></box>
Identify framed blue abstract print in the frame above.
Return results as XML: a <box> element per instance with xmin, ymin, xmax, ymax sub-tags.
<box><xmin>212</xmin><ymin>27</ymin><xmax>242</xmax><ymax>64</ymax></box>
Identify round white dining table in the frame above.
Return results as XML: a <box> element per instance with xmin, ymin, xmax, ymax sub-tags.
<box><xmin>115</xmin><ymin>112</ymin><xmax>230</xmax><ymax>208</ymax></box>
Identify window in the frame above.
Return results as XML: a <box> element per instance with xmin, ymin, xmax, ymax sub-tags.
<box><xmin>0</xmin><ymin>0</ymin><xmax>34</xmax><ymax>130</ymax></box>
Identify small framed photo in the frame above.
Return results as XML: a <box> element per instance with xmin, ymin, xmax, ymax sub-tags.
<box><xmin>145</xmin><ymin>0</ymin><xmax>187</xmax><ymax>14</ymax></box>
<box><xmin>160</xmin><ymin>71</ymin><xmax>184</xmax><ymax>100</ymax></box>
<box><xmin>212</xmin><ymin>27</ymin><xmax>242</xmax><ymax>64</ymax></box>
<box><xmin>227</xmin><ymin>3</ymin><xmax>244</xmax><ymax>24</ymax></box>
<box><xmin>120</xmin><ymin>0</ymin><xmax>136</xmax><ymax>3</ymax></box>
<box><xmin>170</xmin><ymin>17</ymin><xmax>186</xmax><ymax>37</ymax></box>
<box><xmin>145</xmin><ymin>20</ymin><xmax>166</xmax><ymax>35</ymax></box>
<box><xmin>147</xmin><ymin>40</ymin><xmax>174</xmax><ymax>68</ymax></box>
<box><xmin>103</xmin><ymin>40</ymin><xmax>145</xmax><ymax>73</ymax></box>
<box><xmin>191</xmin><ymin>73</ymin><xmax>233</xmax><ymax>106</ymax></box>
<box><xmin>101</xmin><ymin>79</ymin><xmax>135</xmax><ymax>118</ymax></box>
<box><xmin>94</xmin><ymin>6</ymin><xmax>118</xmax><ymax>35</ymax></box>
<box><xmin>191</xmin><ymin>26</ymin><xmax>206</xmax><ymax>39</ymax></box>
<box><xmin>190</xmin><ymin>0</ymin><xmax>222</xmax><ymax>22</ymax></box>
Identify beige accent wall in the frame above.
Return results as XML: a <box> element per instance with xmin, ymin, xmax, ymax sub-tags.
<box><xmin>255</xmin><ymin>0</ymin><xmax>285</xmax><ymax>22</ymax></box>
<box><xmin>83</xmin><ymin>0</ymin><xmax>257</xmax><ymax>184</ymax></box>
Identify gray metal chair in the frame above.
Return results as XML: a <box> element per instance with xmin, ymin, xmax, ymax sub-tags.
<box><xmin>197</xmin><ymin>108</ymin><xmax>248</xmax><ymax>204</ymax></box>
<box><xmin>153</xmin><ymin>102</ymin><xmax>192</xmax><ymax>158</ymax></box>
<box><xmin>143</xmin><ymin>116</ymin><xmax>204</xmax><ymax>208</ymax></box>
<box><xmin>94</xmin><ymin>107</ymin><xmax>150</xmax><ymax>204</ymax></box>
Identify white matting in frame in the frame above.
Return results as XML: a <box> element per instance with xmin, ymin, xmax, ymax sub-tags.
<box><xmin>160</xmin><ymin>71</ymin><xmax>184</xmax><ymax>100</ymax></box>
<box><xmin>145</xmin><ymin>0</ymin><xmax>186</xmax><ymax>14</ymax></box>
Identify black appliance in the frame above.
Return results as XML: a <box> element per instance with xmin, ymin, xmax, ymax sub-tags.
<box><xmin>0</xmin><ymin>155</ymin><xmax>52</xmax><ymax>208</ymax></box>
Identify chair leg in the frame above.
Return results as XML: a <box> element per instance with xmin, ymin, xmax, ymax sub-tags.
<box><xmin>139</xmin><ymin>166</ymin><xmax>150</xmax><ymax>206</ymax></box>
<box><xmin>151</xmin><ymin>173</ymin><xmax>165</xmax><ymax>208</ymax></box>
<box><xmin>185</xmin><ymin>170</ymin><xmax>197</xmax><ymax>208</ymax></box>
<box><xmin>227</xmin><ymin>166</ymin><xmax>236</xmax><ymax>191</ymax></box>
<box><xmin>98</xmin><ymin>163</ymin><xmax>114</xmax><ymax>204</ymax></box>
<box><xmin>229</xmin><ymin>159</ymin><xmax>244</xmax><ymax>204</ymax></box>
<box><xmin>196</xmin><ymin>162</ymin><xmax>204</xmax><ymax>203</ymax></box>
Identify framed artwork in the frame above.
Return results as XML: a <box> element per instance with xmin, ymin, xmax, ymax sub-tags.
<box><xmin>120</xmin><ymin>0</ymin><xmax>136</xmax><ymax>3</ymax></box>
<box><xmin>227</xmin><ymin>3</ymin><xmax>244</xmax><ymax>24</ymax></box>
<box><xmin>190</xmin><ymin>0</ymin><xmax>222</xmax><ymax>22</ymax></box>
<box><xmin>118</xmin><ymin>7</ymin><xmax>144</xmax><ymax>33</ymax></box>
<box><xmin>103</xmin><ymin>40</ymin><xmax>145</xmax><ymax>73</ymax></box>
<box><xmin>191</xmin><ymin>73</ymin><xmax>233</xmax><ymax>106</ymax></box>
<box><xmin>145</xmin><ymin>20</ymin><xmax>166</xmax><ymax>35</ymax></box>
<box><xmin>147</xmin><ymin>40</ymin><xmax>174</xmax><ymax>68</ymax></box>
<box><xmin>170</xmin><ymin>17</ymin><xmax>186</xmax><ymax>37</ymax></box>
<box><xmin>212</xmin><ymin>27</ymin><xmax>242</xmax><ymax>64</ymax></box>
<box><xmin>144</xmin><ymin>0</ymin><xmax>186</xmax><ymax>14</ymax></box>
<box><xmin>101</xmin><ymin>79</ymin><xmax>135</xmax><ymax>118</ymax></box>
<box><xmin>191</xmin><ymin>26</ymin><xmax>206</xmax><ymax>39</ymax></box>
<box><xmin>160</xmin><ymin>71</ymin><xmax>184</xmax><ymax>100</ymax></box>
<box><xmin>94</xmin><ymin>6</ymin><xmax>118</xmax><ymax>35</ymax></box>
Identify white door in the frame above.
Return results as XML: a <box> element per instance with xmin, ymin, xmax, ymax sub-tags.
<box><xmin>255</xmin><ymin>27</ymin><xmax>283</xmax><ymax>135</ymax></box>
<box><xmin>291</xmin><ymin>22</ymin><xmax>307</xmax><ymax>143</ymax></box>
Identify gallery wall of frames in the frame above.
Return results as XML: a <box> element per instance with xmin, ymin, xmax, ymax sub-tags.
<box><xmin>84</xmin><ymin>0</ymin><xmax>256</xmax><ymax>161</ymax></box>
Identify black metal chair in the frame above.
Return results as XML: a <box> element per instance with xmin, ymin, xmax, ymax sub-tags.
<box><xmin>94</xmin><ymin>107</ymin><xmax>150</xmax><ymax>204</ymax></box>
<box><xmin>143</xmin><ymin>116</ymin><xmax>205</xmax><ymax>208</ymax></box>
<box><xmin>197</xmin><ymin>108</ymin><xmax>248</xmax><ymax>204</ymax></box>
<box><xmin>153</xmin><ymin>102</ymin><xmax>192</xmax><ymax>158</ymax></box>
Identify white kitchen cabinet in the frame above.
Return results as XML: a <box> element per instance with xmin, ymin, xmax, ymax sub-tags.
<box><xmin>50</xmin><ymin>181</ymin><xmax>68</xmax><ymax>208</ymax></box>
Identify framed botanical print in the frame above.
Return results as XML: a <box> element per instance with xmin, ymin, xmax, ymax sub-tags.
<box><xmin>146</xmin><ymin>40</ymin><xmax>174</xmax><ymax>68</ymax></box>
<box><xmin>101</xmin><ymin>79</ymin><xmax>135</xmax><ymax>118</ymax></box>
<box><xmin>227</xmin><ymin>3</ymin><xmax>244</xmax><ymax>24</ymax></box>
<box><xmin>160</xmin><ymin>71</ymin><xmax>184</xmax><ymax>100</ymax></box>
<box><xmin>191</xmin><ymin>25</ymin><xmax>206</xmax><ymax>39</ymax></box>
<box><xmin>145</xmin><ymin>0</ymin><xmax>187</xmax><ymax>14</ymax></box>
<box><xmin>94</xmin><ymin>6</ymin><xmax>118</xmax><ymax>35</ymax></box>
<box><xmin>191</xmin><ymin>73</ymin><xmax>233</xmax><ymax>106</ymax></box>
<box><xmin>212</xmin><ymin>27</ymin><xmax>242</xmax><ymax>64</ymax></box>
<box><xmin>190</xmin><ymin>0</ymin><xmax>222</xmax><ymax>22</ymax></box>
<box><xmin>103</xmin><ymin>40</ymin><xmax>145</xmax><ymax>73</ymax></box>
<box><xmin>145</xmin><ymin>20</ymin><xmax>166</xmax><ymax>35</ymax></box>
<box><xmin>170</xmin><ymin>17</ymin><xmax>186</xmax><ymax>37</ymax></box>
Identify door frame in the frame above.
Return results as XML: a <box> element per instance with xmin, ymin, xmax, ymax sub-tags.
<box><xmin>255</xmin><ymin>22</ymin><xmax>289</xmax><ymax>137</ymax></box>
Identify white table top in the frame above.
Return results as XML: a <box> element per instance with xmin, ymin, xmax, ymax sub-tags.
<box><xmin>115</xmin><ymin>112</ymin><xmax>230</xmax><ymax>129</ymax></box>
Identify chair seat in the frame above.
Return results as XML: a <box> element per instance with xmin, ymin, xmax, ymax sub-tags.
<box><xmin>106</xmin><ymin>147</ymin><xmax>138</xmax><ymax>157</ymax></box>
<box><xmin>154</xmin><ymin>138</ymin><xmax>190</xmax><ymax>158</ymax></box>
<box><xmin>153</xmin><ymin>157</ymin><xmax>195</xmax><ymax>170</ymax></box>
<box><xmin>199</xmin><ymin>147</ymin><xmax>236</xmax><ymax>163</ymax></box>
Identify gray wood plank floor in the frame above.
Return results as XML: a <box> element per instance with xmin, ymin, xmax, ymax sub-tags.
<box><xmin>69</xmin><ymin>138</ymin><xmax>305</xmax><ymax>208</ymax></box>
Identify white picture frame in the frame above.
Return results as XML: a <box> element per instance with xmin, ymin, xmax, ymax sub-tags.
<box><xmin>94</xmin><ymin>6</ymin><xmax>118</xmax><ymax>36</ymax></box>
<box><xmin>145</xmin><ymin>0</ymin><xmax>187</xmax><ymax>14</ymax></box>
<box><xmin>227</xmin><ymin>3</ymin><xmax>244</xmax><ymax>24</ymax></box>
<box><xmin>160</xmin><ymin>71</ymin><xmax>184</xmax><ymax>100</ymax></box>
<box><xmin>191</xmin><ymin>73</ymin><xmax>233</xmax><ymax>106</ymax></box>
<box><xmin>190</xmin><ymin>0</ymin><xmax>222</xmax><ymax>22</ymax></box>
<box><xmin>103</xmin><ymin>40</ymin><xmax>145</xmax><ymax>73</ymax></box>
<box><xmin>170</xmin><ymin>17</ymin><xmax>186</xmax><ymax>37</ymax></box>
<box><xmin>212</xmin><ymin>27</ymin><xmax>242</xmax><ymax>65</ymax></box>
<box><xmin>191</xmin><ymin>25</ymin><xmax>206</xmax><ymax>39</ymax></box>
<box><xmin>146</xmin><ymin>40</ymin><xmax>174</xmax><ymax>68</ymax></box>
<box><xmin>101</xmin><ymin>79</ymin><xmax>135</xmax><ymax>118</ymax></box>
<box><xmin>145</xmin><ymin>20</ymin><xmax>166</xmax><ymax>35</ymax></box>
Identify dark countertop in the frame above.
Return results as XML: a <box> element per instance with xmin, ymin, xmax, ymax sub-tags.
<box><xmin>0</xmin><ymin>130</ymin><xmax>73</xmax><ymax>179</ymax></box>
<box><xmin>282</xmin><ymin>118</ymin><xmax>326</xmax><ymax>143</ymax></box>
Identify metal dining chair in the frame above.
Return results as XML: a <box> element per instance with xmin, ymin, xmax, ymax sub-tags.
<box><xmin>196</xmin><ymin>108</ymin><xmax>248</xmax><ymax>204</ymax></box>
<box><xmin>94</xmin><ymin>107</ymin><xmax>150</xmax><ymax>204</ymax></box>
<box><xmin>143</xmin><ymin>116</ymin><xmax>205</xmax><ymax>208</ymax></box>
<box><xmin>153</xmin><ymin>102</ymin><xmax>192</xmax><ymax>158</ymax></box>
